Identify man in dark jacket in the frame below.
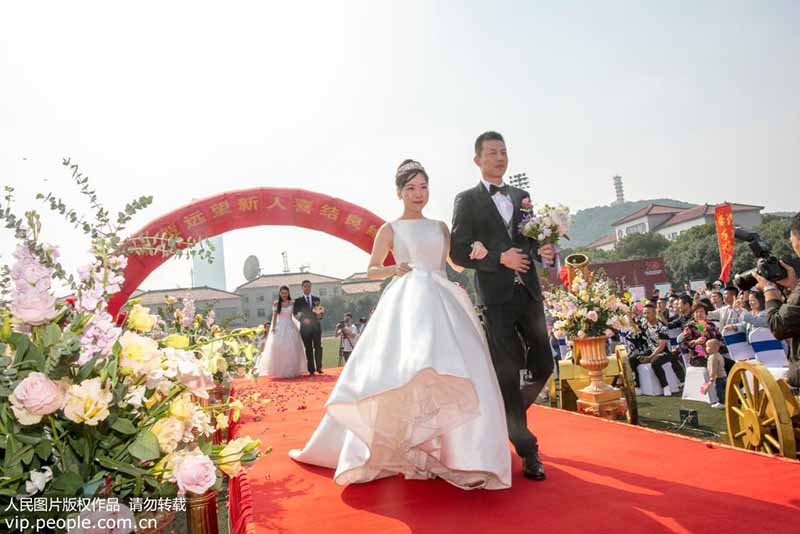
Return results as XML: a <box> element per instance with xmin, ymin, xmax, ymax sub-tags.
<box><xmin>754</xmin><ymin>212</ymin><xmax>800</xmax><ymax>387</ymax></box>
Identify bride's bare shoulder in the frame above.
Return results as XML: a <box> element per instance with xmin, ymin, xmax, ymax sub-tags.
<box><xmin>374</xmin><ymin>222</ymin><xmax>394</xmax><ymax>240</ymax></box>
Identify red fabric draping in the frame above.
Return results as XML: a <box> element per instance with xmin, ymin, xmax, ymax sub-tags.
<box><xmin>226</xmin><ymin>385</ymin><xmax>255</xmax><ymax>534</ymax></box>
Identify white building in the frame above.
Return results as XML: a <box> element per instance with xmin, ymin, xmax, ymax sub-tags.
<box><xmin>235</xmin><ymin>272</ymin><xmax>344</xmax><ymax>326</ymax></box>
<box><xmin>587</xmin><ymin>202</ymin><xmax>763</xmax><ymax>251</ymax></box>
<box><xmin>191</xmin><ymin>235</ymin><xmax>226</xmax><ymax>290</ymax></box>
<box><xmin>135</xmin><ymin>286</ymin><xmax>244</xmax><ymax>327</ymax></box>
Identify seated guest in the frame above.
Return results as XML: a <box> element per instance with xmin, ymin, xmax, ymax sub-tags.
<box><xmin>725</xmin><ymin>290</ymin><xmax>767</xmax><ymax>337</ymax></box>
<box><xmin>710</xmin><ymin>290</ymin><xmax>724</xmax><ymax>310</ymax></box>
<box><xmin>678</xmin><ymin>302</ymin><xmax>724</xmax><ymax>367</ymax></box>
<box><xmin>656</xmin><ymin>297</ymin><xmax>670</xmax><ymax>324</ymax></box>
<box><xmin>708</xmin><ymin>284</ymin><xmax>742</xmax><ymax>331</ymax></box>
<box><xmin>668</xmin><ymin>294</ymin><xmax>693</xmax><ymax>330</ymax></box>
<box><xmin>739</xmin><ymin>289</ymin><xmax>752</xmax><ymax>311</ymax></box>
<box><xmin>641</xmin><ymin>302</ymin><xmax>685</xmax><ymax>396</ymax></box>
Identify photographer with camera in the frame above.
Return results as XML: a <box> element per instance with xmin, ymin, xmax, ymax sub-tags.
<box><xmin>750</xmin><ymin>213</ymin><xmax>800</xmax><ymax>387</ymax></box>
<box><xmin>335</xmin><ymin>312</ymin><xmax>358</xmax><ymax>364</ymax></box>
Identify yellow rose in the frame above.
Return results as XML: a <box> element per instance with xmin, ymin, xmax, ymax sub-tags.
<box><xmin>214</xmin><ymin>356</ymin><xmax>228</xmax><ymax>373</ymax></box>
<box><xmin>119</xmin><ymin>331</ymin><xmax>163</xmax><ymax>378</ymax></box>
<box><xmin>169</xmin><ymin>393</ymin><xmax>195</xmax><ymax>422</ymax></box>
<box><xmin>63</xmin><ymin>378</ymin><xmax>112</xmax><ymax>426</ymax></box>
<box><xmin>164</xmin><ymin>296</ymin><xmax>178</xmax><ymax>305</ymax></box>
<box><xmin>163</xmin><ymin>334</ymin><xmax>190</xmax><ymax>350</ymax></box>
<box><xmin>151</xmin><ymin>417</ymin><xmax>185</xmax><ymax>454</ymax></box>
<box><xmin>127</xmin><ymin>304</ymin><xmax>157</xmax><ymax>333</ymax></box>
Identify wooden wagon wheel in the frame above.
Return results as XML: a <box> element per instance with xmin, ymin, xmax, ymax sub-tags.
<box><xmin>613</xmin><ymin>346</ymin><xmax>639</xmax><ymax>425</ymax></box>
<box><xmin>726</xmin><ymin>361</ymin><xmax>797</xmax><ymax>459</ymax></box>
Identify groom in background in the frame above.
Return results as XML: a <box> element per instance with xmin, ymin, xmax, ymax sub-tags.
<box><xmin>294</xmin><ymin>280</ymin><xmax>324</xmax><ymax>375</ymax></box>
<box><xmin>450</xmin><ymin>131</ymin><xmax>556</xmax><ymax>481</ymax></box>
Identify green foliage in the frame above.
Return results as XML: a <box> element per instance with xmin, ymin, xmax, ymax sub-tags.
<box><xmin>613</xmin><ymin>232</ymin><xmax>671</xmax><ymax>260</ymax></box>
<box><xmin>664</xmin><ymin>217</ymin><xmax>795</xmax><ymax>285</ymax></box>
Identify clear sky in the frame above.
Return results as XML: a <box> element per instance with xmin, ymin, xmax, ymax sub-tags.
<box><xmin>2</xmin><ymin>1</ymin><xmax>798</xmax><ymax>292</ymax></box>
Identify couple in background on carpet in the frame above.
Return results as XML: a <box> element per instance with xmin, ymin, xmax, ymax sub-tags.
<box><xmin>257</xmin><ymin>280</ymin><xmax>325</xmax><ymax>378</ymax></box>
<box><xmin>290</xmin><ymin>131</ymin><xmax>556</xmax><ymax>489</ymax></box>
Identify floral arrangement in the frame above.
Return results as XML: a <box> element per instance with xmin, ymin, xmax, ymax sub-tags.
<box><xmin>312</xmin><ymin>304</ymin><xmax>325</xmax><ymax>320</ymax></box>
<box><xmin>518</xmin><ymin>200</ymin><xmax>571</xmax><ymax>248</ymax></box>
<box><xmin>0</xmin><ymin>161</ymin><xmax>263</xmax><ymax>514</ymax></box>
<box><xmin>545</xmin><ymin>270</ymin><xmax>634</xmax><ymax>340</ymax></box>
<box><xmin>155</xmin><ymin>297</ymin><xmax>262</xmax><ymax>382</ymax></box>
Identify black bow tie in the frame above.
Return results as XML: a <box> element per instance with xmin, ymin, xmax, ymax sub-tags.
<box><xmin>489</xmin><ymin>184</ymin><xmax>509</xmax><ymax>196</ymax></box>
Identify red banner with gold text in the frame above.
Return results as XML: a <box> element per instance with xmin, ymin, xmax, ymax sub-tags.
<box><xmin>714</xmin><ymin>204</ymin><xmax>735</xmax><ymax>282</ymax></box>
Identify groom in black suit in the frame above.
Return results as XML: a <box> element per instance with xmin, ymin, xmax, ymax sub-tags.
<box><xmin>450</xmin><ymin>131</ymin><xmax>556</xmax><ymax>481</ymax></box>
<box><xmin>294</xmin><ymin>280</ymin><xmax>324</xmax><ymax>375</ymax></box>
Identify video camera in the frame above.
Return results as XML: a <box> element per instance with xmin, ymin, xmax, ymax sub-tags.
<box><xmin>732</xmin><ymin>228</ymin><xmax>789</xmax><ymax>291</ymax></box>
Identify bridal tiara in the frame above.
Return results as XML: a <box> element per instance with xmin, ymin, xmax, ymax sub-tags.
<box><xmin>397</xmin><ymin>161</ymin><xmax>425</xmax><ymax>174</ymax></box>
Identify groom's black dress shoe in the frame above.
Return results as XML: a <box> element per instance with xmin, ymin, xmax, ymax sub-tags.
<box><xmin>522</xmin><ymin>453</ymin><xmax>546</xmax><ymax>481</ymax></box>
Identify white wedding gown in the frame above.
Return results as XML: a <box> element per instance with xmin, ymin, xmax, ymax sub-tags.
<box><xmin>257</xmin><ymin>303</ymin><xmax>307</xmax><ymax>378</ymax></box>
<box><xmin>289</xmin><ymin>218</ymin><xmax>511</xmax><ymax>490</ymax></box>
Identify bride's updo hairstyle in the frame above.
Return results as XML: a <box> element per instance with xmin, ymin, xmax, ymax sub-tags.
<box><xmin>395</xmin><ymin>159</ymin><xmax>429</xmax><ymax>191</ymax></box>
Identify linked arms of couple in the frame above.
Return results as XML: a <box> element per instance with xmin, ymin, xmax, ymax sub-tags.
<box><xmin>365</xmin><ymin>218</ymin><xmax>556</xmax><ymax>281</ymax></box>
<box><xmin>366</xmin><ymin>221</ymin><xmax>467</xmax><ymax>280</ymax></box>
<box><xmin>448</xmin><ymin>193</ymin><xmax>556</xmax><ymax>274</ymax></box>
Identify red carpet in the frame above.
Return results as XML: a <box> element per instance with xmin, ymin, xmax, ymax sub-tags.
<box><xmin>233</xmin><ymin>369</ymin><xmax>799</xmax><ymax>534</ymax></box>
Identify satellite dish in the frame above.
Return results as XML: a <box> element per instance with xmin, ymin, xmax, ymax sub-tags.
<box><xmin>243</xmin><ymin>255</ymin><xmax>261</xmax><ymax>282</ymax></box>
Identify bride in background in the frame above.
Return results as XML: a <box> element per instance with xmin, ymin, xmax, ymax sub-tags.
<box><xmin>257</xmin><ymin>285</ymin><xmax>307</xmax><ymax>378</ymax></box>
<box><xmin>289</xmin><ymin>159</ymin><xmax>511</xmax><ymax>490</ymax></box>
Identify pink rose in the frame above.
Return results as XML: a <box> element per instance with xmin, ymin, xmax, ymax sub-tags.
<box><xmin>586</xmin><ymin>310</ymin><xmax>599</xmax><ymax>322</ymax></box>
<box><xmin>521</xmin><ymin>198</ymin><xmax>532</xmax><ymax>209</ymax></box>
<box><xmin>173</xmin><ymin>451</ymin><xmax>217</xmax><ymax>495</ymax></box>
<box><xmin>11</xmin><ymin>291</ymin><xmax>58</xmax><ymax>326</ymax></box>
<box><xmin>10</xmin><ymin>372</ymin><xmax>65</xmax><ymax>425</ymax></box>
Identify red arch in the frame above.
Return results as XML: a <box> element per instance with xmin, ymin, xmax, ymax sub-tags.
<box><xmin>109</xmin><ymin>188</ymin><xmax>392</xmax><ymax>317</ymax></box>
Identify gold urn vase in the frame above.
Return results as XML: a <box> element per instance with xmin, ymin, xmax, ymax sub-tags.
<box><xmin>187</xmin><ymin>489</ymin><xmax>220</xmax><ymax>534</ymax></box>
<box><xmin>573</xmin><ymin>336</ymin><xmax>626</xmax><ymax>419</ymax></box>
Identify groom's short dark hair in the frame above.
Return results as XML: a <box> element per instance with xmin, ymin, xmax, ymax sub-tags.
<box><xmin>475</xmin><ymin>131</ymin><xmax>505</xmax><ymax>155</ymax></box>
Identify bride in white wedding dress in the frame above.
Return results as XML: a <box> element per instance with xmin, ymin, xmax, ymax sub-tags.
<box><xmin>289</xmin><ymin>159</ymin><xmax>511</xmax><ymax>490</ymax></box>
<box><xmin>257</xmin><ymin>286</ymin><xmax>306</xmax><ymax>378</ymax></box>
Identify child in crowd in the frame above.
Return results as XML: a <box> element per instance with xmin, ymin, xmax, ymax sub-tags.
<box><xmin>703</xmin><ymin>339</ymin><xmax>727</xmax><ymax>409</ymax></box>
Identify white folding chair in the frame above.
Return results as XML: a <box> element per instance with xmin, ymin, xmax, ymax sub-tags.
<box><xmin>680</xmin><ymin>350</ymin><xmax>717</xmax><ymax>403</ymax></box>
<box><xmin>749</xmin><ymin>328</ymin><xmax>789</xmax><ymax>367</ymax></box>
<box><xmin>722</xmin><ymin>331</ymin><xmax>755</xmax><ymax>361</ymax></box>
<box><xmin>636</xmin><ymin>364</ymin><xmax>662</xmax><ymax>395</ymax></box>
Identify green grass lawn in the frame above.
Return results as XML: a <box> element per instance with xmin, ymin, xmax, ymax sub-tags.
<box><xmin>322</xmin><ymin>337</ymin><xmax>729</xmax><ymax>443</ymax></box>
<box><xmin>634</xmin><ymin>395</ymin><xmax>728</xmax><ymax>443</ymax></box>
<box><xmin>322</xmin><ymin>337</ymin><xmax>344</xmax><ymax>369</ymax></box>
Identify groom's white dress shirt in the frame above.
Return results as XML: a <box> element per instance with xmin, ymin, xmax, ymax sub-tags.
<box><xmin>481</xmin><ymin>179</ymin><xmax>513</xmax><ymax>224</ymax></box>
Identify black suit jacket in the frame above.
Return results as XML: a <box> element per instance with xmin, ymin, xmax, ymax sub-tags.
<box><xmin>293</xmin><ymin>294</ymin><xmax>322</xmax><ymax>330</ymax></box>
<box><xmin>450</xmin><ymin>182</ymin><xmax>543</xmax><ymax>306</ymax></box>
